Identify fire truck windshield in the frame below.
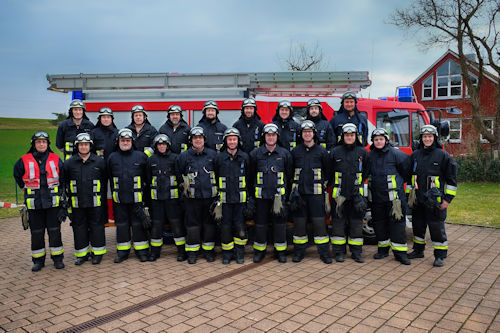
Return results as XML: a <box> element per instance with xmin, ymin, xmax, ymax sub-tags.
<box><xmin>376</xmin><ymin>110</ymin><xmax>410</xmax><ymax>147</ymax></box>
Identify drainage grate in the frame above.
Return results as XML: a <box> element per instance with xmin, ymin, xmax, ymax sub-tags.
<box><xmin>60</xmin><ymin>257</ymin><xmax>273</xmax><ymax>333</ymax></box>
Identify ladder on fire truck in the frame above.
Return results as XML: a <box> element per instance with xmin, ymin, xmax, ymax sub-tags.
<box><xmin>46</xmin><ymin>72</ymin><xmax>371</xmax><ymax>99</ymax></box>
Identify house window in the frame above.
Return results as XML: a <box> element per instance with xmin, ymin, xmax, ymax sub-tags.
<box><xmin>436</xmin><ymin>59</ymin><xmax>462</xmax><ymax>98</ymax></box>
<box><xmin>447</xmin><ymin>119</ymin><xmax>462</xmax><ymax>143</ymax></box>
<box><xmin>480</xmin><ymin>119</ymin><xmax>494</xmax><ymax>143</ymax></box>
<box><xmin>465</xmin><ymin>72</ymin><xmax>478</xmax><ymax>97</ymax></box>
<box><xmin>422</xmin><ymin>76</ymin><xmax>433</xmax><ymax>100</ymax></box>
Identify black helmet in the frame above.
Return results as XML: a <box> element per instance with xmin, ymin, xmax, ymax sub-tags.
<box><xmin>31</xmin><ymin>131</ymin><xmax>50</xmax><ymax>145</ymax></box>
<box><xmin>98</xmin><ymin>107</ymin><xmax>113</xmax><ymax>117</ymax></box>
<box><xmin>168</xmin><ymin>105</ymin><xmax>183</xmax><ymax>115</ymax></box>
<box><xmin>371</xmin><ymin>128</ymin><xmax>390</xmax><ymax>141</ymax></box>
<box><xmin>189</xmin><ymin>126</ymin><xmax>206</xmax><ymax>141</ymax></box>
<box><xmin>74</xmin><ymin>132</ymin><xmax>93</xmax><ymax>146</ymax></box>
<box><xmin>202</xmin><ymin>100</ymin><xmax>219</xmax><ymax>115</ymax></box>
<box><xmin>153</xmin><ymin>134</ymin><xmax>171</xmax><ymax>147</ymax></box>
<box><xmin>306</xmin><ymin>98</ymin><xmax>322</xmax><ymax>112</ymax></box>
<box><xmin>342</xmin><ymin>91</ymin><xmax>357</xmax><ymax>102</ymax></box>
<box><xmin>241</xmin><ymin>98</ymin><xmax>257</xmax><ymax>111</ymax></box>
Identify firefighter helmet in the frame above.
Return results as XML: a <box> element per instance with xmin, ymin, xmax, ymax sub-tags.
<box><xmin>241</xmin><ymin>98</ymin><xmax>257</xmax><ymax>111</ymax></box>
<box><xmin>420</xmin><ymin>124</ymin><xmax>438</xmax><ymax>135</ymax></box>
<box><xmin>117</xmin><ymin>128</ymin><xmax>134</xmax><ymax>140</ymax></box>
<box><xmin>69</xmin><ymin>99</ymin><xmax>86</xmax><ymax>110</ymax></box>
<box><xmin>306</xmin><ymin>98</ymin><xmax>322</xmax><ymax>112</ymax></box>
<box><xmin>263</xmin><ymin>123</ymin><xmax>279</xmax><ymax>135</ymax></box>
<box><xmin>342</xmin><ymin>123</ymin><xmax>358</xmax><ymax>134</ymax></box>
<box><xmin>223</xmin><ymin>127</ymin><xmax>241</xmax><ymax>140</ymax></box>
<box><xmin>98</xmin><ymin>107</ymin><xmax>113</xmax><ymax>117</ymax></box>
<box><xmin>189</xmin><ymin>126</ymin><xmax>206</xmax><ymax>141</ymax></box>
<box><xmin>300</xmin><ymin>120</ymin><xmax>316</xmax><ymax>132</ymax></box>
<box><xmin>168</xmin><ymin>105</ymin><xmax>183</xmax><ymax>114</ymax></box>
<box><xmin>131</xmin><ymin>105</ymin><xmax>147</xmax><ymax>116</ymax></box>
<box><xmin>276</xmin><ymin>100</ymin><xmax>292</xmax><ymax>113</ymax></box>
<box><xmin>31</xmin><ymin>131</ymin><xmax>50</xmax><ymax>145</ymax></box>
<box><xmin>74</xmin><ymin>132</ymin><xmax>93</xmax><ymax>146</ymax></box>
<box><xmin>371</xmin><ymin>128</ymin><xmax>389</xmax><ymax>141</ymax></box>
<box><xmin>342</xmin><ymin>91</ymin><xmax>357</xmax><ymax>102</ymax></box>
<box><xmin>202</xmin><ymin>100</ymin><xmax>219</xmax><ymax>114</ymax></box>
<box><xmin>153</xmin><ymin>134</ymin><xmax>171</xmax><ymax>147</ymax></box>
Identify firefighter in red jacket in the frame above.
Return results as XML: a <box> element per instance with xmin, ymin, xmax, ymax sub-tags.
<box><xmin>63</xmin><ymin>133</ymin><xmax>107</xmax><ymax>265</ymax></box>
<box><xmin>14</xmin><ymin>131</ymin><xmax>65</xmax><ymax>271</ymax></box>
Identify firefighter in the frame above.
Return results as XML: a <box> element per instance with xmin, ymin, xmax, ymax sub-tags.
<box><xmin>290</xmin><ymin>120</ymin><xmax>332</xmax><ymax>264</ymax></box>
<box><xmin>146</xmin><ymin>134</ymin><xmax>186</xmax><ymax>261</ymax></box>
<box><xmin>197</xmin><ymin>100</ymin><xmax>228</xmax><ymax>152</ymax></box>
<box><xmin>272</xmin><ymin>100</ymin><xmax>300</xmax><ymax>151</ymax></box>
<box><xmin>330</xmin><ymin>123</ymin><xmax>368</xmax><ymax>263</ymax></box>
<box><xmin>232</xmin><ymin>98</ymin><xmax>265</xmax><ymax>154</ymax></box>
<box><xmin>56</xmin><ymin>99</ymin><xmax>94</xmax><ymax>161</ymax></box>
<box><xmin>215</xmin><ymin>128</ymin><xmax>250</xmax><ymax>264</ymax></box>
<box><xmin>177</xmin><ymin>126</ymin><xmax>218</xmax><ymax>264</ymax></box>
<box><xmin>158</xmin><ymin>105</ymin><xmax>191</xmax><ymax>154</ymax></box>
<box><xmin>330</xmin><ymin>91</ymin><xmax>368</xmax><ymax>146</ymax></box>
<box><xmin>249</xmin><ymin>123</ymin><xmax>293</xmax><ymax>263</ymax></box>
<box><xmin>407</xmin><ymin>125</ymin><xmax>457</xmax><ymax>267</ymax></box>
<box><xmin>367</xmin><ymin>128</ymin><xmax>411</xmax><ymax>265</ymax></box>
<box><xmin>107</xmin><ymin>128</ymin><xmax>150</xmax><ymax>263</ymax></box>
<box><xmin>305</xmin><ymin>98</ymin><xmax>335</xmax><ymax>151</ymax></box>
<box><xmin>14</xmin><ymin>131</ymin><xmax>65</xmax><ymax>271</ymax></box>
<box><xmin>91</xmin><ymin>107</ymin><xmax>118</xmax><ymax>226</ymax></box>
<box><xmin>126</xmin><ymin>105</ymin><xmax>158</xmax><ymax>157</ymax></box>
<box><xmin>63</xmin><ymin>133</ymin><xmax>107</xmax><ymax>265</ymax></box>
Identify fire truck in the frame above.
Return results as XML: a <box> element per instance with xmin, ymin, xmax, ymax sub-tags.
<box><xmin>46</xmin><ymin>71</ymin><xmax>452</xmax><ymax>243</ymax></box>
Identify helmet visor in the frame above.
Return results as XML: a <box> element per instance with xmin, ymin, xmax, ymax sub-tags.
<box><xmin>118</xmin><ymin>128</ymin><xmax>134</xmax><ymax>139</ymax></box>
<box><xmin>342</xmin><ymin>91</ymin><xmax>357</xmax><ymax>100</ymax></box>
<box><xmin>278</xmin><ymin>101</ymin><xmax>292</xmax><ymax>109</ymax></box>
<box><xmin>372</xmin><ymin>128</ymin><xmax>388</xmax><ymax>137</ymax></box>
<box><xmin>190</xmin><ymin>127</ymin><xmax>205</xmax><ymax>136</ymax></box>
<box><xmin>76</xmin><ymin>133</ymin><xmax>92</xmax><ymax>142</ymax></box>
<box><xmin>131</xmin><ymin>105</ymin><xmax>145</xmax><ymax>112</ymax></box>
<box><xmin>301</xmin><ymin>120</ymin><xmax>315</xmax><ymax>131</ymax></box>
<box><xmin>70</xmin><ymin>100</ymin><xmax>85</xmax><ymax>108</ymax></box>
<box><xmin>33</xmin><ymin>131</ymin><xmax>50</xmax><ymax>140</ymax></box>
<box><xmin>420</xmin><ymin>125</ymin><xmax>437</xmax><ymax>135</ymax></box>
<box><xmin>342</xmin><ymin>123</ymin><xmax>357</xmax><ymax>134</ymax></box>
<box><xmin>168</xmin><ymin>105</ymin><xmax>182</xmax><ymax>113</ymax></box>
<box><xmin>263</xmin><ymin>124</ymin><xmax>279</xmax><ymax>134</ymax></box>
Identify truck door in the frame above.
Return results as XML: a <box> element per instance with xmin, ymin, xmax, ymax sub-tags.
<box><xmin>376</xmin><ymin>109</ymin><xmax>411</xmax><ymax>153</ymax></box>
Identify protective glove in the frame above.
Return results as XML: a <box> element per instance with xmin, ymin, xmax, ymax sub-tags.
<box><xmin>20</xmin><ymin>206</ymin><xmax>29</xmax><ymax>230</ymax></box>
<box><xmin>352</xmin><ymin>194</ymin><xmax>368</xmax><ymax>217</ymax></box>
<box><xmin>423</xmin><ymin>187</ymin><xmax>442</xmax><ymax>214</ymax></box>
<box><xmin>57</xmin><ymin>200</ymin><xmax>69</xmax><ymax>223</ymax></box>
<box><xmin>243</xmin><ymin>196</ymin><xmax>255</xmax><ymax>220</ymax></box>
<box><xmin>289</xmin><ymin>186</ymin><xmax>305</xmax><ymax>212</ymax></box>
<box><xmin>272</xmin><ymin>193</ymin><xmax>286</xmax><ymax>217</ymax></box>
<box><xmin>134</xmin><ymin>203</ymin><xmax>152</xmax><ymax>230</ymax></box>
<box><xmin>390</xmin><ymin>199</ymin><xmax>404</xmax><ymax>221</ymax></box>
<box><xmin>210</xmin><ymin>200</ymin><xmax>223</xmax><ymax>224</ymax></box>
<box><xmin>182</xmin><ymin>175</ymin><xmax>190</xmax><ymax>198</ymax></box>
<box><xmin>408</xmin><ymin>187</ymin><xmax>416</xmax><ymax>209</ymax></box>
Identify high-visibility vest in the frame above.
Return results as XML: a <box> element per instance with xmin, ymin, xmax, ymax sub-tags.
<box><xmin>21</xmin><ymin>153</ymin><xmax>61</xmax><ymax>209</ymax></box>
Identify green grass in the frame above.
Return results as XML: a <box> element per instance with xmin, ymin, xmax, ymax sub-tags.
<box><xmin>0</xmin><ymin>118</ymin><xmax>59</xmax><ymax>218</ymax></box>
<box><xmin>447</xmin><ymin>182</ymin><xmax>500</xmax><ymax>227</ymax></box>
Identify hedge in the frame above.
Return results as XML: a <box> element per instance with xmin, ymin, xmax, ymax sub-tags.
<box><xmin>456</xmin><ymin>155</ymin><xmax>500</xmax><ymax>182</ymax></box>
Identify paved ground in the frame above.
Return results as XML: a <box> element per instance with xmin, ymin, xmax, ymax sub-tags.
<box><xmin>0</xmin><ymin>217</ymin><xmax>499</xmax><ymax>333</ymax></box>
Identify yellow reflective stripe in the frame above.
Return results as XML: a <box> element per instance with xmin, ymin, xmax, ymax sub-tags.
<box><xmin>433</xmin><ymin>241</ymin><xmax>448</xmax><ymax>250</ymax></box>
<box><xmin>71</xmin><ymin>196</ymin><xmax>78</xmax><ymax>208</ymax></box>
<box><xmin>221</xmin><ymin>242</ymin><xmax>234</xmax><ymax>250</ymax></box>
<box><xmin>256</xmin><ymin>172</ymin><xmax>262</xmax><ymax>184</ymax></box>
<box><xmin>348</xmin><ymin>237</ymin><xmax>363</xmax><ymax>246</ymax></box>
<box><xmin>331</xmin><ymin>237</ymin><xmax>346</xmax><ymax>245</ymax></box>
<box><xmin>50</xmin><ymin>246</ymin><xmax>64</xmax><ymax>256</ymax></box>
<box><xmin>26</xmin><ymin>198</ymin><xmax>34</xmax><ymax>209</ymax></box>
<box><xmin>32</xmin><ymin>249</ymin><xmax>46</xmax><ymax>258</ymax></box>
<box><xmin>133</xmin><ymin>241</ymin><xmax>149</xmax><ymax>250</ymax></box>
<box><xmin>332</xmin><ymin>187</ymin><xmax>339</xmax><ymax>199</ymax></box>
<box><xmin>234</xmin><ymin>237</ymin><xmax>247</xmax><ymax>246</ymax></box>
<box><xmin>293</xmin><ymin>236</ymin><xmax>308</xmax><ymax>244</ymax></box>
<box><xmin>413</xmin><ymin>237</ymin><xmax>426</xmax><ymax>245</ymax></box>
<box><xmin>274</xmin><ymin>242</ymin><xmax>287</xmax><ymax>251</ymax></box>
<box><xmin>185</xmin><ymin>244</ymin><xmax>200</xmax><ymax>252</ymax></box>
<box><xmin>335</xmin><ymin>172</ymin><xmax>340</xmax><ymax>185</ymax></box>
<box><xmin>113</xmin><ymin>191</ymin><xmax>119</xmax><ymax>203</ymax></box>
<box><xmin>434</xmin><ymin>176</ymin><xmax>440</xmax><ymax>189</ymax></box>
<box><xmin>253</xmin><ymin>242</ymin><xmax>266</xmax><ymax>251</ymax></box>
<box><xmin>92</xmin><ymin>247</ymin><xmax>106</xmax><ymax>255</ymax></box>
<box><xmin>174</xmin><ymin>237</ymin><xmax>186</xmax><ymax>246</ymax></box>
<box><xmin>150</xmin><ymin>238</ymin><xmax>163</xmax><ymax>247</ymax></box>
<box><xmin>202</xmin><ymin>242</ymin><xmax>215</xmax><ymax>251</ymax></box>
<box><xmin>321</xmin><ymin>143</ymin><xmax>326</xmax><ymax>148</ymax></box>
<box><xmin>378</xmin><ymin>240</ymin><xmax>390</xmax><ymax>247</ymax></box>
<box><xmin>117</xmin><ymin>241</ymin><xmax>131</xmax><ymax>250</ymax></box>
<box><xmin>314</xmin><ymin>236</ymin><xmax>329</xmax><ymax>244</ymax></box>
<box><xmin>95</xmin><ymin>180</ymin><xmax>101</xmax><ymax>193</ymax></box>
<box><xmin>70</xmin><ymin>180</ymin><xmax>76</xmax><ymax>193</ymax></box>
<box><xmin>74</xmin><ymin>246</ymin><xmax>90</xmax><ymax>257</ymax></box>
<box><xmin>445</xmin><ymin>185</ymin><xmax>457</xmax><ymax>196</ymax></box>
<box><xmin>390</xmin><ymin>242</ymin><xmax>408</xmax><ymax>252</ymax></box>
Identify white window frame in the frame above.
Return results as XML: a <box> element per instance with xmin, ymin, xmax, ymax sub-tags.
<box><xmin>480</xmin><ymin>118</ymin><xmax>494</xmax><ymax>143</ymax></box>
<box><xmin>465</xmin><ymin>72</ymin><xmax>478</xmax><ymax>97</ymax></box>
<box><xmin>436</xmin><ymin>60</ymin><xmax>462</xmax><ymax>100</ymax></box>
<box><xmin>447</xmin><ymin>118</ymin><xmax>462</xmax><ymax>143</ymax></box>
<box><xmin>421</xmin><ymin>75</ymin><xmax>433</xmax><ymax>100</ymax></box>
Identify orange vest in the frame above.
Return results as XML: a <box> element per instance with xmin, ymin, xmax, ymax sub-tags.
<box><xmin>21</xmin><ymin>153</ymin><xmax>60</xmax><ymax>189</ymax></box>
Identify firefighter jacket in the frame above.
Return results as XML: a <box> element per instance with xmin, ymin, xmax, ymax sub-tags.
<box><xmin>14</xmin><ymin>150</ymin><xmax>64</xmax><ymax>210</ymax></box>
<box><xmin>249</xmin><ymin>145</ymin><xmax>293</xmax><ymax>200</ymax></box>
<box><xmin>232</xmin><ymin>115</ymin><xmax>265</xmax><ymax>154</ymax></box>
<box><xmin>215</xmin><ymin>149</ymin><xmax>250</xmax><ymax>203</ymax></box>
<box><xmin>330</xmin><ymin>144</ymin><xmax>368</xmax><ymax>200</ymax></box>
<box><xmin>91</xmin><ymin>125</ymin><xmax>118</xmax><ymax>160</ymax></box>
<box><xmin>177</xmin><ymin>147</ymin><xmax>218</xmax><ymax>199</ymax></box>
<box><xmin>146</xmin><ymin>150</ymin><xmax>181</xmax><ymax>200</ymax></box>
<box><xmin>408</xmin><ymin>143</ymin><xmax>457</xmax><ymax>204</ymax></box>
<box><xmin>63</xmin><ymin>153</ymin><xmax>106</xmax><ymax>208</ymax></box>
<box><xmin>107</xmin><ymin>149</ymin><xmax>148</xmax><ymax>204</ymax></box>
<box><xmin>125</xmin><ymin>123</ymin><xmax>158</xmax><ymax>157</ymax></box>
<box><xmin>56</xmin><ymin>118</ymin><xmax>94</xmax><ymax>160</ymax></box>
<box><xmin>367</xmin><ymin>143</ymin><xmax>410</xmax><ymax>203</ymax></box>
<box><xmin>291</xmin><ymin>143</ymin><xmax>330</xmax><ymax>195</ymax></box>
<box><xmin>306</xmin><ymin>114</ymin><xmax>335</xmax><ymax>151</ymax></box>
<box><xmin>330</xmin><ymin>107</ymin><xmax>368</xmax><ymax>146</ymax></box>
<box><xmin>272</xmin><ymin>115</ymin><xmax>301</xmax><ymax>151</ymax></box>
<box><xmin>158</xmin><ymin>119</ymin><xmax>191</xmax><ymax>154</ymax></box>
<box><xmin>197</xmin><ymin>117</ymin><xmax>228</xmax><ymax>152</ymax></box>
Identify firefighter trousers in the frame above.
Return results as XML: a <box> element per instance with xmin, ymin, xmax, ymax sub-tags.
<box><xmin>113</xmin><ymin>203</ymin><xmax>149</xmax><ymax>257</ymax></box>
<box><xmin>331</xmin><ymin>199</ymin><xmax>363</xmax><ymax>255</ymax></box>
<box><xmin>293</xmin><ymin>195</ymin><xmax>329</xmax><ymax>255</ymax></box>
<box><xmin>253</xmin><ymin>198</ymin><xmax>287</xmax><ymax>253</ymax></box>
<box><xmin>371</xmin><ymin>201</ymin><xmax>408</xmax><ymax>255</ymax></box>
<box><xmin>411</xmin><ymin>203</ymin><xmax>448</xmax><ymax>259</ymax></box>
<box><xmin>221</xmin><ymin>203</ymin><xmax>247</xmax><ymax>251</ymax></box>
<box><xmin>71</xmin><ymin>207</ymin><xmax>106</xmax><ymax>258</ymax></box>
<box><xmin>184</xmin><ymin>198</ymin><xmax>216</xmax><ymax>254</ymax></box>
<box><xmin>28</xmin><ymin>207</ymin><xmax>63</xmax><ymax>263</ymax></box>
<box><xmin>150</xmin><ymin>199</ymin><xmax>185</xmax><ymax>256</ymax></box>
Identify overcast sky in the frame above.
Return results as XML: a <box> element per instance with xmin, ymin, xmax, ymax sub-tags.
<box><xmin>0</xmin><ymin>0</ymin><xmax>447</xmax><ymax>119</ymax></box>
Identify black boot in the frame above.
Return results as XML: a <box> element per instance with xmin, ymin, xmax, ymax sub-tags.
<box><xmin>351</xmin><ymin>252</ymin><xmax>365</xmax><ymax>263</ymax></box>
<box><xmin>205</xmin><ymin>250</ymin><xmax>215</xmax><ymax>263</ymax></box>
<box><xmin>373</xmin><ymin>247</ymin><xmax>390</xmax><ymax>259</ymax></box>
<box><xmin>114</xmin><ymin>251</ymin><xmax>129</xmax><ymax>263</ymax></box>
<box><xmin>317</xmin><ymin>243</ymin><xmax>332</xmax><ymax>264</ymax></box>
<box><xmin>92</xmin><ymin>255</ymin><xmax>102</xmax><ymax>265</ymax></box>
<box><xmin>187</xmin><ymin>251</ymin><xmax>197</xmax><ymax>264</ymax></box>
<box><xmin>395</xmin><ymin>252</ymin><xmax>411</xmax><ymax>265</ymax></box>
<box><xmin>235</xmin><ymin>246</ymin><xmax>245</xmax><ymax>264</ymax></box>
<box><xmin>222</xmin><ymin>250</ymin><xmax>234</xmax><ymax>265</ymax></box>
<box><xmin>148</xmin><ymin>246</ymin><xmax>161</xmax><ymax>262</ymax></box>
<box><xmin>335</xmin><ymin>252</ymin><xmax>345</xmax><ymax>262</ymax></box>
<box><xmin>176</xmin><ymin>245</ymin><xmax>187</xmax><ymax>262</ymax></box>
<box><xmin>253</xmin><ymin>250</ymin><xmax>266</xmax><ymax>263</ymax></box>
<box><xmin>53</xmin><ymin>255</ymin><xmax>65</xmax><ymax>269</ymax></box>
<box><xmin>292</xmin><ymin>244</ymin><xmax>306</xmax><ymax>263</ymax></box>
<box><xmin>31</xmin><ymin>258</ymin><xmax>45</xmax><ymax>272</ymax></box>
<box><xmin>433</xmin><ymin>257</ymin><xmax>444</xmax><ymax>267</ymax></box>
<box><xmin>277</xmin><ymin>251</ymin><xmax>287</xmax><ymax>263</ymax></box>
<box><xmin>74</xmin><ymin>256</ymin><xmax>89</xmax><ymax>266</ymax></box>
<box><xmin>136</xmin><ymin>250</ymin><xmax>148</xmax><ymax>262</ymax></box>
<box><xmin>408</xmin><ymin>250</ymin><xmax>424</xmax><ymax>259</ymax></box>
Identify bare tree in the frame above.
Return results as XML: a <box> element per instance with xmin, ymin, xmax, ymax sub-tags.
<box><xmin>280</xmin><ymin>40</ymin><xmax>329</xmax><ymax>71</ymax></box>
<box><xmin>388</xmin><ymin>0</ymin><xmax>500</xmax><ymax>152</ymax></box>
